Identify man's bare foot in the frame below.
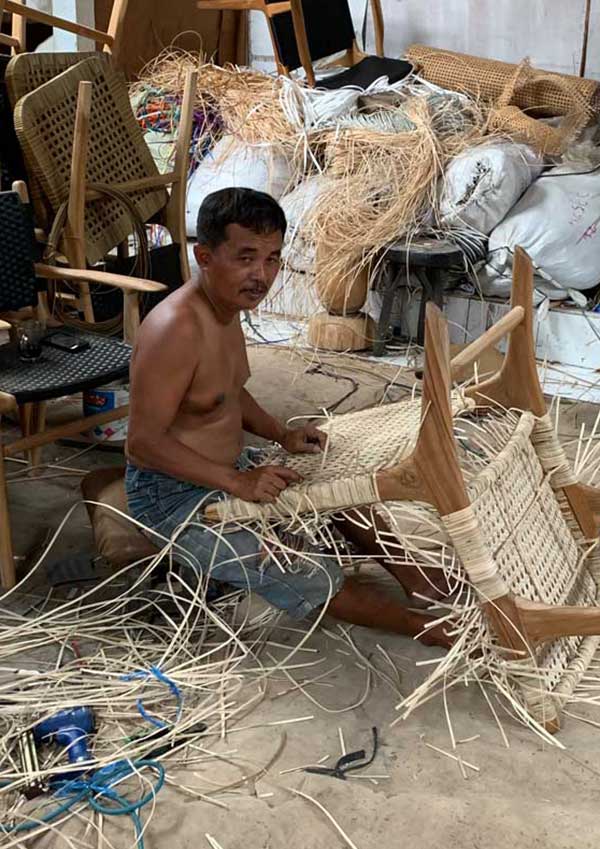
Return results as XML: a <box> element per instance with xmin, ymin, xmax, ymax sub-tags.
<box><xmin>413</xmin><ymin>613</ymin><xmax>454</xmax><ymax>650</ymax></box>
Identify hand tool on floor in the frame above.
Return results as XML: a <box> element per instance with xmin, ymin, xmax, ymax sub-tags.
<box><xmin>33</xmin><ymin>706</ymin><xmax>95</xmax><ymax>778</ymax></box>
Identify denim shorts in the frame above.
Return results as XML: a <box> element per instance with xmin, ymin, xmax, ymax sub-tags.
<box><xmin>125</xmin><ymin>449</ymin><xmax>344</xmax><ymax>619</ymax></box>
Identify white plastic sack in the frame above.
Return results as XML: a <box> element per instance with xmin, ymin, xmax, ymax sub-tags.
<box><xmin>279</xmin><ymin>175</ymin><xmax>333</xmax><ymax>274</ymax></box>
<box><xmin>185</xmin><ymin>136</ymin><xmax>293</xmax><ymax>237</ymax></box>
<box><xmin>481</xmin><ymin>164</ymin><xmax>600</xmax><ymax>296</ymax></box>
<box><xmin>439</xmin><ymin>142</ymin><xmax>544</xmax><ymax>235</ymax></box>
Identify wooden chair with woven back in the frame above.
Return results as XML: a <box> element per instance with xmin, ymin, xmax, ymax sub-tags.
<box><xmin>9</xmin><ymin>55</ymin><xmax>197</xmax><ymax>323</ymax></box>
<box><xmin>196</xmin><ymin>0</ymin><xmax>412</xmax><ymax>88</ymax></box>
<box><xmin>201</xmin><ymin>247</ymin><xmax>600</xmax><ymax>733</ymax></box>
<box><xmin>0</xmin><ymin>176</ymin><xmax>166</xmax><ymax>590</ymax></box>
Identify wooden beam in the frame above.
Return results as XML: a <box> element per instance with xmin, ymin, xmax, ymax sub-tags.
<box><xmin>35</xmin><ymin>264</ymin><xmax>166</xmax><ymax>294</ymax></box>
<box><xmin>369</xmin><ymin>0</ymin><xmax>384</xmax><ymax>57</ymax></box>
<box><xmin>165</xmin><ymin>69</ymin><xmax>197</xmax><ymax>283</ymax></box>
<box><xmin>104</xmin><ymin>0</ymin><xmax>128</xmax><ymax>62</ymax></box>
<box><xmin>0</xmin><ymin>451</ymin><xmax>15</xmax><ymax>588</ymax></box>
<box><xmin>289</xmin><ymin>0</ymin><xmax>315</xmax><ymax>85</ymax></box>
<box><xmin>85</xmin><ymin>172</ymin><xmax>176</xmax><ymax>200</ymax></box>
<box><xmin>64</xmin><ymin>81</ymin><xmax>94</xmax><ymax>323</ymax></box>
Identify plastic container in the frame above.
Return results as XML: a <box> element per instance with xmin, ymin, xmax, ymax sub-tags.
<box><xmin>83</xmin><ymin>382</ymin><xmax>129</xmax><ymax>443</ymax></box>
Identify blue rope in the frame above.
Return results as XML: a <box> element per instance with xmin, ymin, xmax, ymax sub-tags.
<box><xmin>121</xmin><ymin>666</ymin><xmax>183</xmax><ymax>729</ymax></box>
<box><xmin>0</xmin><ymin>758</ymin><xmax>165</xmax><ymax>848</ymax></box>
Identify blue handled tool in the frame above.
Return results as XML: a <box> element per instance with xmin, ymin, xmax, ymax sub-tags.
<box><xmin>33</xmin><ymin>707</ymin><xmax>95</xmax><ymax>777</ymax></box>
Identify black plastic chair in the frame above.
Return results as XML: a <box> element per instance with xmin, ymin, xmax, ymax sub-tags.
<box><xmin>0</xmin><ymin>185</ymin><xmax>165</xmax><ymax>589</ymax></box>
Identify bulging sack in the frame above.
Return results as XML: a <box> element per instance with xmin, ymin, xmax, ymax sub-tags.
<box><xmin>185</xmin><ymin>136</ymin><xmax>293</xmax><ymax>237</ymax></box>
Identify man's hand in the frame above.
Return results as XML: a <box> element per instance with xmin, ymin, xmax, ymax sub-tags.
<box><xmin>230</xmin><ymin>465</ymin><xmax>303</xmax><ymax>503</ymax></box>
<box><xmin>280</xmin><ymin>424</ymin><xmax>327</xmax><ymax>455</ymax></box>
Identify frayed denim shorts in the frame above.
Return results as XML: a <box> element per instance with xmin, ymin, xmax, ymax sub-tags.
<box><xmin>125</xmin><ymin>448</ymin><xmax>344</xmax><ymax>619</ymax></box>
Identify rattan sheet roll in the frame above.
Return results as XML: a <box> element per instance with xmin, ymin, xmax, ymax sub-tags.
<box><xmin>406</xmin><ymin>44</ymin><xmax>600</xmax><ymax>118</ymax></box>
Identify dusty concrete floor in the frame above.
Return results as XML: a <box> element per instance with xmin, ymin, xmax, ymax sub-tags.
<box><xmin>4</xmin><ymin>343</ymin><xmax>600</xmax><ymax>849</ymax></box>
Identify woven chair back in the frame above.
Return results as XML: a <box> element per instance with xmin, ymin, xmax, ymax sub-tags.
<box><xmin>13</xmin><ymin>56</ymin><xmax>167</xmax><ymax>265</ymax></box>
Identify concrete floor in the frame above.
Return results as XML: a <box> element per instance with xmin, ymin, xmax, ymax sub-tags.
<box><xmin>4</xmin><ymin>343</ymin><xmax>600</xmax><ymax>849</ymax></box>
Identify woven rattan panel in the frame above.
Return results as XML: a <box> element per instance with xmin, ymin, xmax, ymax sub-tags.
<box><xmin>5</xmin><ymin>52</ymin><xmax>100</xmax><ymax>227</ymax></box>
<box><xmin>0</xmin><ymin>329</ymin><xmax>130</xmax><ymax>404</ymax></box>
<box><xmin>406</xmin><ymin>44</ymin><xmax>600</xmax><ymax>118</ymax></box>
<box><xmin>5</xmin><ymin>52</ymin><xmax>100</xmax><ymax>108</ymax></box>
<box><xmin>0</xmin><ymin>191</ymin><xmax>38</xmax><ymax>312</ymax></box>
<box><xmin>214</xmin><ymin>392</ymin><xmax>471</xmax><ymax>521</ymax></box>
<box><xmin>13</xmin><ymin>56</ymin><xmax>167</xmax><ymax>266</ymax></box>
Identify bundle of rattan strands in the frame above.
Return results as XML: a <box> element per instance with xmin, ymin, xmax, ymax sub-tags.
<box><xmin>132</xmin><ymin>47</ymin><xmax>299</xmax><ymax>147</ymax></box>
<box><xmin>301</xmin><ymin>94</ymin><xmax>489</xmax><ymax>300</ymax></box>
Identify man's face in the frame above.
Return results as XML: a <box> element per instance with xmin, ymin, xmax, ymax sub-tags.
<box><xmin>194</xmin><ymin>223</ymin><xmax>283</xmax><ymax>311</ymax></box>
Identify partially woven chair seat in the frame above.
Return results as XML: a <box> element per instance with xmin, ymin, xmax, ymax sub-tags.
<box><xmin>213</xmin><ymin>391</ymin><xmax>472</xmax><ymax>524</ymax></box>
<box><xmin>207</xmin><ymin>248</ymin><xmax>600</xmax><ymax>735</ymax></box>
<box><xmin>0</xmin><ymin>331</ymin><xmax>130</xmax><ymax>404</ymax></box>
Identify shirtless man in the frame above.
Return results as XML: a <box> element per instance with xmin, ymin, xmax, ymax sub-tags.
<box><xmin>126</xmin><ymin>187</ymin><xmax>448</xmax><ymax>646</ymax></box>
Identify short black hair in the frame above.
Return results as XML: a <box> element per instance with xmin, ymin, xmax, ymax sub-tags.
<box><xmin>196</xmin><ymin>187</ymin><xmax>287</xmax><ymax>248</ymax></box>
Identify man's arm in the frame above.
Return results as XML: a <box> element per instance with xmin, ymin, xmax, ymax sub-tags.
<box><xmin>240</xmin><ymin>388</ymin><xmax>327</xmax><ymax>454</ymax></box>
<box><xmin>127</xmin><ymin>311</ymin><xmax>240</xmax><ymax>492</ymax></box>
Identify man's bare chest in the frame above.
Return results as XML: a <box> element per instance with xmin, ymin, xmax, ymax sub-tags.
<box><xmin>179</xmin><ymin>325</ymin><xmax>250</xmax><ymax>417</ymax></box>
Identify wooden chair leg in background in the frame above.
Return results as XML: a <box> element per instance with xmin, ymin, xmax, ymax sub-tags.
<box><xmin>18</xmin><ymin>401</ymin><xmax>47</xmax><ymax>468</ymax></box>
<box><xmin>0</xmin><ymin>448</ymin><xmax>16</xmax><ymax>589</ymax></box>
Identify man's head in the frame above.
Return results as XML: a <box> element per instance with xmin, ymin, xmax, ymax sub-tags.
<box><xmin>194</xmin><ymin>187</ymin><xmax>286</xmax><ymax>313</ymax></box>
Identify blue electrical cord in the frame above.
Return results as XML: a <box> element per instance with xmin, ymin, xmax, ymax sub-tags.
<box><xmin>1</xmin><ymin>758</ymin><xmax>165</xmax><ymax>848</ymax></box>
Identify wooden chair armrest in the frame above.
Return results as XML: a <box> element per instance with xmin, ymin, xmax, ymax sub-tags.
<box><xmin>34</xmin><ymin>264</ymin><xmax>167</xmax><ymax>294</ymax></box>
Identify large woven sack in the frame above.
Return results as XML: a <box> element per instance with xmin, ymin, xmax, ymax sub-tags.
<box><xmin>481</xmin><ymin>164</ymin><xmax>600</xmax><ymax>296</ymax></box>
<box><xmin>439</xmin><ymin>141</ymin><xmax>543</xmax><ymax>235</ymax></box>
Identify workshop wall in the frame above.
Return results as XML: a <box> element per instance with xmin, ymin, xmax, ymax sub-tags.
<box><xmin>250</xmin><ymin>0</ymin><xmax>600</xmax><ymax>80</ymax></box>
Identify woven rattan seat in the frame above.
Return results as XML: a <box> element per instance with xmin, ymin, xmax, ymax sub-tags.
<box><xmin>0</xmin><ymin>331</ymin><xmax>130</xmax><ymax>404</ymax></box>
<box><xmin>13</xmin><ymin>56</ymin><xmax>167</xmax><ymax>265</ymax></box>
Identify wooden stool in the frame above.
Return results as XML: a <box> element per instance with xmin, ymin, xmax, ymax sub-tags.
<box><xmin>373</xmin><ymin>236</ymin><xmax>463</xmax><ymax>355</ymax></box>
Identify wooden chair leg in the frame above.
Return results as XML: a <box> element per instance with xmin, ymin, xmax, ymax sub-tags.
<box><xmin>165</xmin><ymin>69</ymin><xmax>197</xmax><ymax>285</ymax></box>
<box><xmin>28</xmin><ymin>402</ymin><xmax>47</xmax><ymax>468</ymax></box>
<box><xmin>516</xmin><ymin>597</ymin><xmax>600</xmax><ymax>645</ymax></box>
<box><xmin>0</xmin><ymin>448</ymin><xmax>16</xmax><ymax>589</ymax></box>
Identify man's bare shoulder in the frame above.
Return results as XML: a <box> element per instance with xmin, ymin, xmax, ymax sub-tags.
<box><xmin>137</xmin><ymin>284</ymin><xmax>205</xmax><ymax>350</ymax></box>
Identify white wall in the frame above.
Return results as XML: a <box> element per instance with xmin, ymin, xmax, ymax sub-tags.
<box><xmin>250</xmin><ymin>0</ymin><xmax>600</xmax><ymax>79</ymax></box>
<box><xmin>32</xmin><ymin>0</ymin><xmax>95</xmax><ymax>52</ymax></box>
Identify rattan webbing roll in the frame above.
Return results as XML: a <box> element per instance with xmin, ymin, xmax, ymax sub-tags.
<box><xmin>406</xmin><ymin>44</ymin><xmax>600</xmax><ymax>118</ymax></box>
<box><xmin>442</xmin><ymin>505</ymin><xmax>507</xmax><ymax>601</ymax></box>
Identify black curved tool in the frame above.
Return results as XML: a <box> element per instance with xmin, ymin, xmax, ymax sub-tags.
<box><xmin>304</xmin><ymin>727</ymin><xmax>378</xmax><ymax>781</ymax></box>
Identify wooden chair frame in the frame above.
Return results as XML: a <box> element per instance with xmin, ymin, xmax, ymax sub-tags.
<box><xmin>0</xmin><ymin>0</ymin><xmax>128</xmax><ymax>65</ymax></box>
<box><xmin>373</xmin><ymin>248</ymin><xmax>600</xmax><ymax>721</ymax></box>
<box><xmin>196</xmin><ymin>0</ymin><xmax>384</xmax><ymax>86</ymax></box>
<box><xmin>16</xmin><ymin>68</ymin><xmax>197</xmax><ymax>323</ymax></box>
<box><xmin>205</xmin><ymin>246</ymin><xmax>600</xmax><ymax>730</ymax></box>
<box><xmin>0</xmin><ymin>180</ymin><xmax>167</xmax><ymax>590</ymax></box>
